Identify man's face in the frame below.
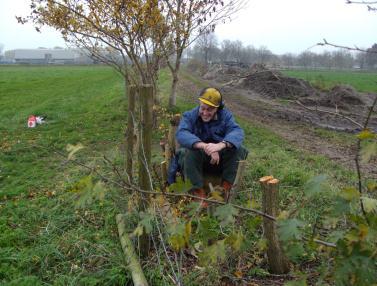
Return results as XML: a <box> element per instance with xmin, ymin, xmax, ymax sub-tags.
<box><xmin>199</xmin><ymin>102</ymin><xmax>218</xmax><ymax>122</ymax></box>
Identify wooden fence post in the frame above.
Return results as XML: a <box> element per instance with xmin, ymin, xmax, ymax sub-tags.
<box><xmin>126</xmin><ymin>85</ymin><xmax>137</xmax><ymax>183</ymax></box>
<box><xmin>232</xmin><ymin>160</ymin><xmax>247</xmax><ymax>192</ymax></box>
<box><xmin>260</xmin><ymin>176</ymin><xmax>290</xmax><ymax>274</ymax></box>
<box><xmin>163</xmin><ymin>114</ymin><xmax>181</xmax><ymax>176</ymax></box>
<box><xmin>168</xmin><ymin>115</ymin><xmax>181</xmax><ymax>157</ymax></box>
<box><xmin>138</xmin><ymin>85</ymin><xmax>153</xmax><ymax>257</ymax></box>
<box><xmin>138</xmin><ymin>85</ymin><xmax>153</xmax><ymax>193</ymax></box>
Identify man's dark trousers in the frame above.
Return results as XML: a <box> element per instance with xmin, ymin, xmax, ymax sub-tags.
<box><xmin>181</xmin><ymin>147</ymin><xmax>248</xmax><ymax>189</ymax></box>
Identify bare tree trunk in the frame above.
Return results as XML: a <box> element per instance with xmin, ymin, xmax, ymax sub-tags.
<box><xmin>260</xmin><ymin>176</ymin><xmax>290</xmax><ymax>274</ymax></box>
<box><xmin>168</xmin><ymin>57</ymin><xmax>182</xmax><ymax>109</ymax></box>
<box><xmin>168</xmin><ymin>72</ymin><xmax>179</xmax><ymax>108</ymax></box>
<box><xmin>126</xmin><ymin>85</ymin><xmax>137</xmax><ymax>182</ymax></box>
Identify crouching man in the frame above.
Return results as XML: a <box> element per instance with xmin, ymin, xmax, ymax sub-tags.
<box><xmin>175</xmin><ymin>87</ymin><xmax>248</xmax><ymax>205</ymax></box>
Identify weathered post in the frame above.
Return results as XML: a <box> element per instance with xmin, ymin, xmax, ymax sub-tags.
<box><xmin>138</xmin><ymin>85</ymin><xmax>153</xmax><ymax>193</ymax></box>
<box><xmin>260</xmin><ymin>176</ymin><xmax>290</xmax><ymax>274</ymax></box>
<box><xmin>126</xmin><ymin>85</ymin><xmax>137</xmax><ymax>182</ymax></box>
<box><xmin>138</xmin><ymin>85</ymin><xmax>153</xmax><ymax>257</ymax></box>
<box><xmin>167</xmin><ymin>115</ymin><xmax>181</xmax><ymax>158</ymax></box>
<box><xmin>232</xmin><ymin>160</ymin><xmax>247</xmax><ymax>192</ymax></box>
<box><xmin>163</xmin><ymin>114</ymin><xmax>181</xmax><ymax>174</ymax></box>
<box><xmin>160</xmin><ymin>161</ymin><xmax>168</xmax><ymax>185</ymax></box>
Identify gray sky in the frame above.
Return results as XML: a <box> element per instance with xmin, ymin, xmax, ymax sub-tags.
<box><xmin>1</xmin><ymin>0</ymin><xmax>376</xmax><ymax>54</ymax></box>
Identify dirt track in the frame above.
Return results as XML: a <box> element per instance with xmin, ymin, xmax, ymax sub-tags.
<box><xmin>179</xmin><ymin>73</ymin><xmax>377</xmax><ymax>179</ymax></box>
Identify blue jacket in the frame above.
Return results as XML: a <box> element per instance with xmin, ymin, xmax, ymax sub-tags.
<box><xmin>176</xmin><ymin>106</ymin><xmax>244</xmax><ymax>149</ymax></box>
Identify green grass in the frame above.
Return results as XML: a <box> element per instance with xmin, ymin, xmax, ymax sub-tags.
<box><xmin>1</xmin><ymin>65</ymin><xmax>126</xmax><ymax>197</ymax></box>
<box><xmin>282</xmin><ymin>69</ymin><xmax>377</xmax><ymax>93</ymax></box>
<box><xmin>0</xmin><ymin>65</ymin><xmax>130</xmax><ymax>285</ymax></box>
<box><xmin>0</xmin><ymin>65</ymin><xmax>362</xmax><ymax>285</ymax></box>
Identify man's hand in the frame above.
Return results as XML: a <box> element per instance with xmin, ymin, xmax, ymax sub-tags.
<box><xmin>193</xmin><ymin>141</ymin><xmax>207</xmax><ymax>150</ymax></box>
<box><xmin>204</xmin><ymin>142</ymin><xmax>226</xmax><ymax>155</ymax></box>
<box><xmin>210</xmin><ymin>152</ymin><xmax>220</xmax><ymax>165</ymax></box>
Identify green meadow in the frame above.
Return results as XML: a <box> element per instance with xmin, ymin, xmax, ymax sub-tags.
<box><xmin>0</xmin><ymin>65</ymin><xmax>367</xmax><ymax>285</ymax></box>
<box><xmin>282</xmin><ymin>69</ymin><xmax>377</xmax><ymax>93</ymax></box>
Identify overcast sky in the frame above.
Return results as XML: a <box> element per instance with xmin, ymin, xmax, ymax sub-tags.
<box><xmin>1</xmin><ymin>0</ymin><xmax>376</xmax><ymax>55</ymax></box>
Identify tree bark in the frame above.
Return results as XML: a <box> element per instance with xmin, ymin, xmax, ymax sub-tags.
<box><xmin>168</xmin><ymin>72</ymin><xmax>178</xmax><ymax>108</ymax></box>
<box><xmin>116</xmin><ymin>214</ymin><xmax>149</xmax><ymax>286</ymax></box>
<box><xmin>260</xmin><ymin>176</ymin><xmax>290</xmax><ymax>274</ymax></box>
<box><xmin>168</xmin><ymin>57</ymin><xmax>182</xmax><ymax>109</ymax></box>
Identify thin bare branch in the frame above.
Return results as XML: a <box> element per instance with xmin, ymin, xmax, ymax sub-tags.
<box><xmin>346</xmin><ymin>0</ymin><xmax>377</xmax><ymax>4</ymax></box>
<box><xmin>317</xmin><ymin>39</ymin><xmax>377</xmax><ymax>53</ymax></box>
<box><xmin>295</xmin><ymin>100</ymin><xmax>364</xmax><ymax>129</ymax></box>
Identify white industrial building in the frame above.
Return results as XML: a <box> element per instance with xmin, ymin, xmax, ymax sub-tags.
<box><xmin>3</xmin><ymin>48</ymin><xmax>93</xmax><ymax>64</ymax></box>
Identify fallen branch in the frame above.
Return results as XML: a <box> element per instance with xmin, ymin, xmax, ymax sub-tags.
<box><xmin>116</xmin><ymin>214</ymin><xmax>149</xmax><ymax>286</ymax></box>
<box><xmin>295</xmin><ymin>100</ymin><xmax>364</xmax><ymax>129</ymax></box>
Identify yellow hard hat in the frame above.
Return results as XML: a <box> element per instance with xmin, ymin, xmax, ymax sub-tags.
<box><xmin>198</xmin><ymin>88</ymin><xmax>222</xmax><ymax>108</ymax></box>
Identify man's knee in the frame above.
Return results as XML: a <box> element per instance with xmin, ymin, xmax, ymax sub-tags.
<box><xmin>185</xmin><ymin>148</ymin><xmax>206</xmax><ymax>162</ymax></box>
<box><xmin>237</xmin><ymin>146</ymin><xmax>248</xmax><ymax>160</ymax></box>
<box><xmin>221</xmin><ymin>146</ymin><xmax>248</xmax><ymax>162</ymax></box>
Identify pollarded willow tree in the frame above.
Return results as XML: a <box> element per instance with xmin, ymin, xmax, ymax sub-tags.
<box><xmin>160</xmin><ymin>0</ymin><xmax>247</xmax><ymax>108</ymax></box>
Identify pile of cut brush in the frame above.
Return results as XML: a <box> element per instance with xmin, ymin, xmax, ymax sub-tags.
<box><xmin>234</xmin><ymin>64</ymin><xmax>318</xmax><ymax>99</ymax></box>
<box><xmin>202</xmin><ymin>64</ymin><xmax>247</xmax><ymax>82</ymax></box>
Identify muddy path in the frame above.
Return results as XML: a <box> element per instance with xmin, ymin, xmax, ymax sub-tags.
<box><xmin>179</xmin><ymin>73</ymin><xmax>377</xmax><ymax>179</ymax></box>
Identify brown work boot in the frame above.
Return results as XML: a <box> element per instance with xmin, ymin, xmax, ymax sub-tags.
<box><xmin>222</xmin><ymin>181</ymin><xmax>232</xmax><ymax>201</ymax></box>
<box><xmin>191</xmin><ymin>188</ymin><xmax>208</xmax><ymax>208</ymax></box>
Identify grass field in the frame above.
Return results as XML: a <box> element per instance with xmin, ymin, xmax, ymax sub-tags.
<box><xmin>0</xmin><ymin>65</ymin><xmax>363</xmax><ymax>285</ymax></box>
<box><xmin>0</xmin><ymin>65</ymin><xmax>130</xmax><ymax>285</ymax></box>
<box><xmin>282</xmin><ymin>69</ymin><xmax>377</xmax><ymax>93</ymax></box>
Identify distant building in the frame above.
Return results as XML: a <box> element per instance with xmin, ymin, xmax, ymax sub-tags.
<box><xmin>3</xmin><ymin>48</ymin><xmax>93</xmax><ymax>64</ymax></box>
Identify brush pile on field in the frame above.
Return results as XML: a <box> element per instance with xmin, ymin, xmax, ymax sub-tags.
<box><xmin>320</xmin><ymin>84</ymin><xmax>364</xmax><ymax>110</ymax></box>
<box><xmin>204</xmin><ymin>63</ymin><xmax>318</xmax><ymax>99</ymax></box>
<box><xmin>236</xmin><ymin>64</ymin><xmax>318</xmax><ymax>99</ymax></box>
<box><xmin>202</xmin><ymin>63</ymin><xmax>247</xmax><ymax>81</ymax></box>
<box><xmin>299</xmin><ymin>84</ymin><xmax>365</xmax><ymax>112</ymax></box>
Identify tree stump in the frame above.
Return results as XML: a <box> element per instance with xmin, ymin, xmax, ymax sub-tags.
<box><xmin>260</xmin><ymin>176</ymin><xmax>290</xmax><ymax>274</ymax></box>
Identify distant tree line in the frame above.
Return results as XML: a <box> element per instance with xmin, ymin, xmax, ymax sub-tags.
<box><xmin>186</xmin><ymin>33</ymin><xmax>377</xmax><ymax>69</ymax></box>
